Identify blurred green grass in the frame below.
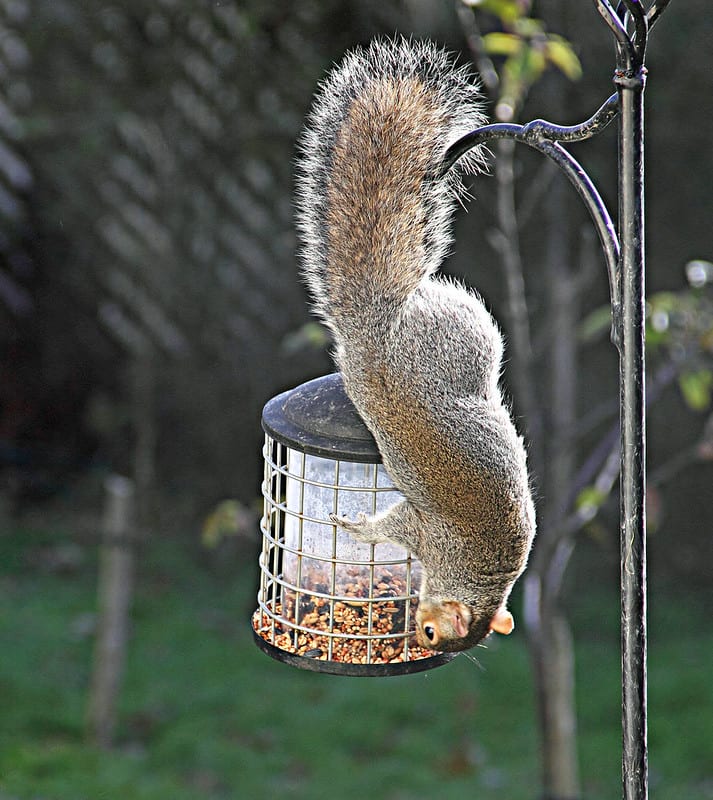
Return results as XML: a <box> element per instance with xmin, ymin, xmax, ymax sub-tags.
<box><xmin>0</xmin><ymin>525</ymin><xmax>711</xmax><ymax>800</ymax></box>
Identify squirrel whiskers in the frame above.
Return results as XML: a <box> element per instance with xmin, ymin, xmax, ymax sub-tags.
<box><xmin>295</xmin><ymin>37</ymin><xmax>536</xmax><ymax>653</ymax></box>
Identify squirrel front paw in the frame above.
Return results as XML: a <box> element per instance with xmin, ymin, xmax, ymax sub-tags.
<box><xmin>329</xmin><ymin>512</ymin><xmax>367</xmax><ymax>532</ymax></box>
<box><xmin>329</xmin><ymin>512</ymin><xmax>382</xmax><ymax>544</ymax></box>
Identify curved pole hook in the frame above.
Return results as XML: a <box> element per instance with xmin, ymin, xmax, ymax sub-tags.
<box><xmin>441</xmin><ymin>93</ymin><xmax>622</xmax><ymax>342</ymax></box>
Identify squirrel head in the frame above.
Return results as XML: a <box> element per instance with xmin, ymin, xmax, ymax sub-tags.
<box><xmin>415</xmin><ymin>598</ymin><xmax>514</xmax><ymax>652</ymax></box>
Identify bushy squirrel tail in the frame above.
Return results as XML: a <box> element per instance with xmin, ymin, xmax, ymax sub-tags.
<box><xmin>295</xmin><ymin>37</ymin><xmax>487</xmax><ymax>333</ymax></box>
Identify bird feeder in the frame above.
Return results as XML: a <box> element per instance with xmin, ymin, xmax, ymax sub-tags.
<box><xmin>251</xmin><ymin>373</ymin><xmax>455</xmax><ymax>676</ymax></box>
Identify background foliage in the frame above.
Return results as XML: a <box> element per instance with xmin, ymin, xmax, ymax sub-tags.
<box><xmin>1</xmin><ymin>0</ymin><xmax>711</xmax><ymax>529</ymax></box>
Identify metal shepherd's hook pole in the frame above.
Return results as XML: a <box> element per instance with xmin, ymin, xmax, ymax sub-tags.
<box><xmin>598</xmin><ymin>1</ymin><xmax>655</xmax><ymax>797</ymax></box>
<box><xmin>596</xmin><ymin>5</ymin><xmax>672</xmax><ymax>796</ymax></box>
<box><xmin>444</xmin><ymin>1</ymin><xmax>673</xmax><ymax>797</ymax></box>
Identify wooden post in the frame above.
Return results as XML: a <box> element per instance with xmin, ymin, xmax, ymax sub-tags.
<box><xmin>86</xmin><ymin>475</ymin><xmax>136</xmax><ymax>748</ymax></box>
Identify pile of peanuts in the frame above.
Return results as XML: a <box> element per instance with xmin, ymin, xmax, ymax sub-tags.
<box><xmin>252</xmin><ymin>564</ymin><xmax>436</xmax><ymax>664</ymax></box>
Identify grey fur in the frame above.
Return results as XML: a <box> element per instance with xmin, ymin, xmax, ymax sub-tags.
<box><xmin>296</xmin><ymin>38</ymin><xmax>536</xmax><ymax>652</ymax></box>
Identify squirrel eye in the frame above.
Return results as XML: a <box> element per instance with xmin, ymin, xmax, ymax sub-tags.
<box><xmin>423</xmin><ymin>624</ymin><xmax>436</xmax><ymax>642</ymax></box>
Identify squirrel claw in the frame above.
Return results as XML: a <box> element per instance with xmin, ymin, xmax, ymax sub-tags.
<box><xmin>329</xmin><ymin>512</ymin><xmax>368</xmax><ymax>531</ymax></box>
<box><xmin>329</xmin><ymin>512</ymin><xmax>381</xmax><ymax>543</ymax></box>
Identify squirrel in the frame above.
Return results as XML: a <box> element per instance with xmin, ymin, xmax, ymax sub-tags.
<box><xmin>295</xmin><ymin>37</ymin><xmax>536</xmax><ymax>653</ymax></box>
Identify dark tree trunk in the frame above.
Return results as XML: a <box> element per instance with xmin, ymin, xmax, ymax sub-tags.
<box><xmin>528</xmin><ymin>173</ymin><xmax>582</xmax><ymax>800</ymax></box>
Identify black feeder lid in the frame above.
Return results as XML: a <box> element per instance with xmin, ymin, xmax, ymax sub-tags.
<box><xmin>261</xmin><ymin>372</ymin><xmax>381</xmax><ymax>462</ymax></box>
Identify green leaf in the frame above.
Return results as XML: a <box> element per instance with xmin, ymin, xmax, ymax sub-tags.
<box><xmin>576</xmin><ymin>486</ymin><xmax>607</xmax><ymax>515</ymax></box>
<box><xmin>544</xmin><ymin>36</ymin><xmax>582</xmax><ymax>81</ymax></box>
<box><xmin>482</xmin><ymin>32</ymin><xmax>523</xmax><ymax>57</ymax></box>
<box><xmin>280</xmin><ymin>321</ymin><xmax>329</xmax><ymax>354</ymax></box>
<box><xmin>464</xmin><ymin>0</ymin><xmax>525</xmax><ymax>25</ymax></box>
<box><xmin>513</xmin><ymin>17</ymin><xmax>545</xmax><ymax>38</ymax></box>
<box><xmin>647</xmin><ymin>291</ymin><xmax>681</xmax><ymax>313</ymax></box>
<box><xmin>578</xmin><ymin>305</ymin><xmax>612</xmax><ymax>343</ymax></box>
<box><xmin>201</xmin><ymin>499</ymin><xmax>243</xmax><ymax>548</ymax></box>
<box><xmin>520</xmin><ymin>46</ymin><xmax>546</xmax><ymax>81</ymax></box>
<box><xmin>679</xmin><ymin>370</ymin><xmax>713</xmax><ymax>411</ymax></box>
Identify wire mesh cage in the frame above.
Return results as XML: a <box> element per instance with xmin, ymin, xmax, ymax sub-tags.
<box><xmin>251</xmin><ymin>374</ymin><xmax>455</xmax><ymax>676</ymax></box>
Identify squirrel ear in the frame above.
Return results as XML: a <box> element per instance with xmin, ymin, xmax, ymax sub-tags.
<box><xmin>452</xmin><ymin>609</ymin><xmax>469</xmax><ymax>638</ymax></box>
<box><xmin>442</xmin><ymin>601</ymin><xmax>471</xmax><ymax>638</ymax></box>
<box><xmin>489</xmin><ymin>608</ymin><xmax>515</xmax><ymax>636</ymax></box>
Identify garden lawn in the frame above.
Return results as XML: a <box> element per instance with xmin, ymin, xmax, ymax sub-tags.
<box><xmin>0</xmin><ymin>524</ymin><xmax>711</xmax><ymax>799</ymax></box>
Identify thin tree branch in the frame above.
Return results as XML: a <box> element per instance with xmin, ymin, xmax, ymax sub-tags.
<box><xmin>455</xmin><ymin>1</ymin><xmax>500</xmax><ymax>96</ymax></box>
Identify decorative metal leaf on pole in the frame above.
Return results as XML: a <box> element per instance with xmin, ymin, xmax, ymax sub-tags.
<box><xmin>444</xmin><ymin>1</ymin><xmax>673</xmax><ymax>797</ymax></box>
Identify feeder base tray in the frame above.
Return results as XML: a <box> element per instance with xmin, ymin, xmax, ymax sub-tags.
<box><xmin>251</xmin><ymin>613</ymin><xmax>456</xmax><ymax>677</ymax></box>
